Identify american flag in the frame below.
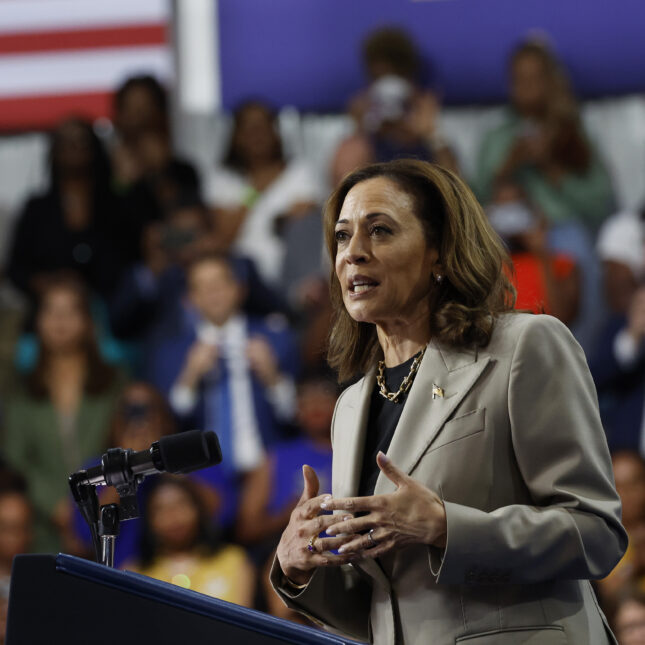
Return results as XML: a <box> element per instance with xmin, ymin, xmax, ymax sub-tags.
<box><xmin>0</xmin><ymin>0</ymin><xmax>173</xmax><ymax>132</ymax></box>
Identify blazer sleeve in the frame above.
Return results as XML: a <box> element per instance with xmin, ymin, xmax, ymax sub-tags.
<box><xmin>434</xmin><ymin>315</ymin><xmax>628</xmax><ymax>585</ymax></box>
<box><xmin>269</xmin><ymin>557</ymin><xmax>371</xmax><ymax>642</ymax></box>
<box><xmin>269</xmin><ymin>385</ymin><xmax>371</xmax><ymax>641</ymax></box>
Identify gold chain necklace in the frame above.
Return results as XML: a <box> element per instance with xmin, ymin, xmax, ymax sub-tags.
<box><xmin>376</xmin><ymin>347</ymin><xmax>426</xmax><ymax>403</ymax></box>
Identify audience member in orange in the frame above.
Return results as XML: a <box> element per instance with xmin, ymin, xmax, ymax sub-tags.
<box><xmin>487</xmin><ymin>182</ymin><xmax>579</xmax><ymax>324</ymax></box>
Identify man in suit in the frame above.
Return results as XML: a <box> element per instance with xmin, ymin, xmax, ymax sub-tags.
<box><xmin>147</xmin><ymin>253</ymin><xmax>298</xmax><ymax>475</ymax></box>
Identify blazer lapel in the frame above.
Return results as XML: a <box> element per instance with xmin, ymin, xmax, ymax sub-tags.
<box><xmin>332</xmin><ymin>368</ymin><xmax>374</xmax><ymax>500</ymax></box>
<box><xmin>374</xmin><ymin>341</ymin><xmax>491</xmax><ymax>495</ymax></box>
<box><xmin>331</xmin><ymin>367</ymin><xmax>392</xmax><ymax>590</ymax></box>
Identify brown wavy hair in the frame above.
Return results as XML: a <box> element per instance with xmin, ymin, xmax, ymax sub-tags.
<box><xmin>325</xmin><ymin>160</ymin><xmax>516</xmax><ymax>382</ymax></box>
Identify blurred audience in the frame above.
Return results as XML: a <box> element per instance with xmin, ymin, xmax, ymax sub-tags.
<box><xmin>476</xmin><ymin>39</ymin><xmax>612</xmax><ymax>229</ymax></box>
<box><xmin>0</xmin><ymin>468</ymin><xmax>32</xmax><ymax>645</ymax></box>
<box><xmin>148</xmin><ymin>253</ymin><xmax>298</xmax><ymax>476</ymax></box>
<box><xmin>476</xmin><ymin>39</ymin><xmax>613</xmax><ymax>351</ymax></box>
<box><xmin>109</xmin><ymin>195</ymin><xmax>287</xmax><ymax>345</ymax></box>
<box><xmin>236</xmin><ymin>372</ymin><xmax>335</xmax><ymax>551</ymax></box>
<box><xmin>131</xmin><ymin>475</ymin><xmax>255</xmax><ymax>606</ymax></box>
<box><xmin>0</xmin><ymin>279</ymin><xmax>25</xmax><ymax>402</ymax></box>
<box><xmin>237</xmin><ymin>372</ymin><xmax>335</xmax><ymax>620</ymax></box>
<box><xmin>6</xmin><ymin>118</ymin><xmax>126</xmax><ymax>310</ymax></box>
<box><xmin>3</xmin><ymin>25</ymin><xmax>645</xmax><ymax>626</ymax></box>
<box><xmin>111</xmin><ymin>75</ymin><xmax>200</xmax><ymax>263</ymax></box>
<box><xmin>204</xmin><ymin>100</ymin><xmax>323</xmax><ymax>288</ymax></box>
<box><xmin>597</xmin><ymin>210</ymin><xmax>645</xmax><ymax>316</ymax></box>
<box><xmin>331</xmin><ymin>27</ymin><xmax>458</xmax><ymax>186</ymax></box>
<box><xmin>70</xmin><ymin>382</ymin><xmax>175</xmax><ymax>565</ymax></box>
<box><xmin>591</xmin><ymin>285</ymin><xmax>645</xmax><ymax>454</ymax></box>
<box><xmin>2</xmin><ymin>275</ymin><xmax>124</xmax><ymax>553</ymax></box>
<box><xmin>597</xmin><ymin>451</ymin><xmax>645</xmax><ymax>607</ymax></box>
<box><xmin>487</xmin><ymin>181</ymin><xmax>579</xmax><ymax>324</ymax></box>
<box><xmin>611</xmin><ymin>587</ymin><xmax>645</xmax><ymax>645</ymax></box>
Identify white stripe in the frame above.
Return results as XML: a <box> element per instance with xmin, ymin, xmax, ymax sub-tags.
<box><xmin>0</xmin><ymin>46</ymin><xmax>173</xmax><ymax>98</ymax></box>
<box><xmin>0</xmin><ymin>0</ymin><xmax>169</xmax><ymax>35</ymax></box>
<box><xmin>176</xmin><ymin>0</ymin><xmax>220</xmax><ymax>112</ymax></box>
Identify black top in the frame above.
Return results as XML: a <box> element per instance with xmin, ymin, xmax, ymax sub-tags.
<box><xmin>6</xmin><ymin>190</ymin><xmax>127</xmax><ymax>302</ymax></box>
<box><xmin>357</xmin><ymin>352</ymin><xmax>420</xmax><ymax>497</ymax></box>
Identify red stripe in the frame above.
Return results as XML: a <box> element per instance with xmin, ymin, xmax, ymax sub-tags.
<box><xmin>0</xmin><ymin>24</ymin><xmax>166</xmax><ymax>56</ymax></box>
<box><xmin>0</xmin><ymin>92</ymin><xmax>113</xmax><ymax>132</ymax></box>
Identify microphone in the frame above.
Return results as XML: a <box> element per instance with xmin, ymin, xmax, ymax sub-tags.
<box><xmin>80</xmin><ymin>430</ymin><xmax>222</xmax><ymax>488</ymax></box>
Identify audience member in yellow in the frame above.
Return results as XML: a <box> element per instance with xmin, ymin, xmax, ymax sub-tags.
<box><xmin>131</xmin><ymin>475</ymin><xmax>255</xmax><ymax>607</ymax></box>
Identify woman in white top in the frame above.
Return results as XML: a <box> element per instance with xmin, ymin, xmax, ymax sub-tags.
<box><xmin>204</xmin><ymin>101</ymin><xmax>323</xmax><ymax>288</ymax></box>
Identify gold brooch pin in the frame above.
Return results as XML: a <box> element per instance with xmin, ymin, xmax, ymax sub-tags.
<box><xmin>432</xmin><ymin>384</ymin><xmax>444</xmax><ymax>399</ymax></box>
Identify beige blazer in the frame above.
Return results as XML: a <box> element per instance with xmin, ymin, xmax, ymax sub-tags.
<box><xmin>272</xmin><ymin>313</ymin><xmax>627</xmax><ymax>645</ymax></box>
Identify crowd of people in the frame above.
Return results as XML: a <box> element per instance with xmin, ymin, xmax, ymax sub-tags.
<box><xmin>0</xmin><ymin>27</ymin><xmax>643</xmax><ymax>642</ymax></box>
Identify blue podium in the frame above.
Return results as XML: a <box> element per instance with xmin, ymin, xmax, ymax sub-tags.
<box><xmin>6</xmin><ymin>554</ymin><xmax>363</xmax><ymax>645</ymax></box>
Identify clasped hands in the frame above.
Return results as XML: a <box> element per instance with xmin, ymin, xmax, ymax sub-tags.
<box><xmin>277</xmin><ymin>451</ymin><xmax>447</xmax><ymax>586</ymax></box>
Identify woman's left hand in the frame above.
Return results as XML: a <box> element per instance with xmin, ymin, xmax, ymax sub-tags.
<box><xmin>322</xmin><ymin>452</ymin><xmax>447</xmax><ymax>559</ymax></box>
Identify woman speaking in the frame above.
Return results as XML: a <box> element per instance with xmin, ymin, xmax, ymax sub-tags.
<box><xmin>271</xmin><ymin>160</ymin><xmax>626</xmax><ymax>644</ymax></box>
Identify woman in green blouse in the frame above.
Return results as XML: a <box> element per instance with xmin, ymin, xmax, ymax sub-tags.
<box><xmin>3</xmin><ymin>275</ymin><xmax>123</xmax><ymax>553</ymax></box>
<box><xmin>475</xmin><ymin>39</ymin><xmax>613</xmax><ymax>229</ymax></box>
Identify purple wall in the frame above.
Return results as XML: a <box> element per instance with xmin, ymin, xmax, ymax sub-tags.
<box><xmin>218</xmin><ymin>0</ymin><xmax>645</xmax><ymax>111</ymax></box>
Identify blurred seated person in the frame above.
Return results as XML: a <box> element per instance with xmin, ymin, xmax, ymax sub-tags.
<box><xmin>331</xmin><ymin>27</ymin><xmax>458</xmax><ymax>184</ymax></box>
<box><xmin>71</xmin><ymin>383</ymin><xmax>238</xmax><ymax>565</ymax></box>
<box><xmin>236</xmin><ymin>372</ymin><xmax>335</xmax><ymax>553</ymax></box>
<box><xmin>109</xmin><ymin>194</ymin><xmax>288</xmax><ymax>344</ymax></box>
<box><xmin>6</xmin><ymin>118</ymin><xmax>126</xmax><ymax>308</ymax></box>
<box><xmin>597</xmin><ymin>210</ymin><xmax>645</xmax><ymax>316</ymax></box>
<box><xmin>475</xmin><ymin>39</ymin><xmax>613</xmax><ymax>230</ymax></box>
<box><xmin>611</xmin><ymin>587</ymin><xmax>645</xmax><ymax>645</ymax></box>
<box><xmin>591</xmin><ymin>284</ymin><xmax>645</xmax><ymax>454</ymax></box>
<box><xmin>130</xmin><ymin>475</ymin><xmax>255</xmax><ymax>606</ymax></box>
<box><xmin>597</xmin><ymin>452</ymin><xmax>645</xmax><ymax>606</ymax></box>
<box><xmin>148</xmin><ymin>253</ymin><xmax>299</xmax><ymax>476</ymax></box>
<box><xmin>3</xmin><ymin>275</ymin><xmax>124</xmax><ymax>553</ymax></box>
<box><xmin>70</xmin><ymin>382</ymin><xmax>175</xmax><ymax>565</ymax></box>
<box><xmin>111</xmin><ymin>75</ymin><xmax>201</xmax><ymax>264</ymax></box>
<box><xmin>487</xmin><ymin>181</ymin><xmax>579</xmax><ymax>325</ymax></box>
<box><xmin>204</xmin><ymin>101</ymin><xmax>323</xmax><ymax>288</ymax></box>
<box><xmin>0</xmin><ymin>468</ymin><xmax>33</xmax><ymax>644</ymax></box>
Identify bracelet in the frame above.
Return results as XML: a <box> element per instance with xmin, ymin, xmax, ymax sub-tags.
<box><xmin>283</xmin><ymin>572</ymin><xmax>308</xmax><ymax>591</ymax></box>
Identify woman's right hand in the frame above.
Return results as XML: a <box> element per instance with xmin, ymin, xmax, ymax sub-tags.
<box><xmin>276</xmin><ymin>465</ymin><xmax>358</xmax><ymax>586</ymax></box>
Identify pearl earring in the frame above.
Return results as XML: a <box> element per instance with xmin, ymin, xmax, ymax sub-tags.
<box><xmin>435</xmin><ymin>274</ymin><xmax>443</xmax><ymax>283</ymax></box>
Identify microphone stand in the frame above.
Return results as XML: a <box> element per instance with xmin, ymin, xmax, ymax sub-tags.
<box><xmin>69</xmin><ymin>448</ymin><xmax>145</xmax><ymax>568</ymax></box>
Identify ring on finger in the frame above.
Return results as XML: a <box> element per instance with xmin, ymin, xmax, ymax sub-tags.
<box><xmin>367</xmin><ymin>528</ymin><xmax>378</xmax><ymax>548</ymax></box>
<box><xmin>307</xmin><ymin>534</ymin><xmax>319</xmax><ymax>552</ymax></box>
